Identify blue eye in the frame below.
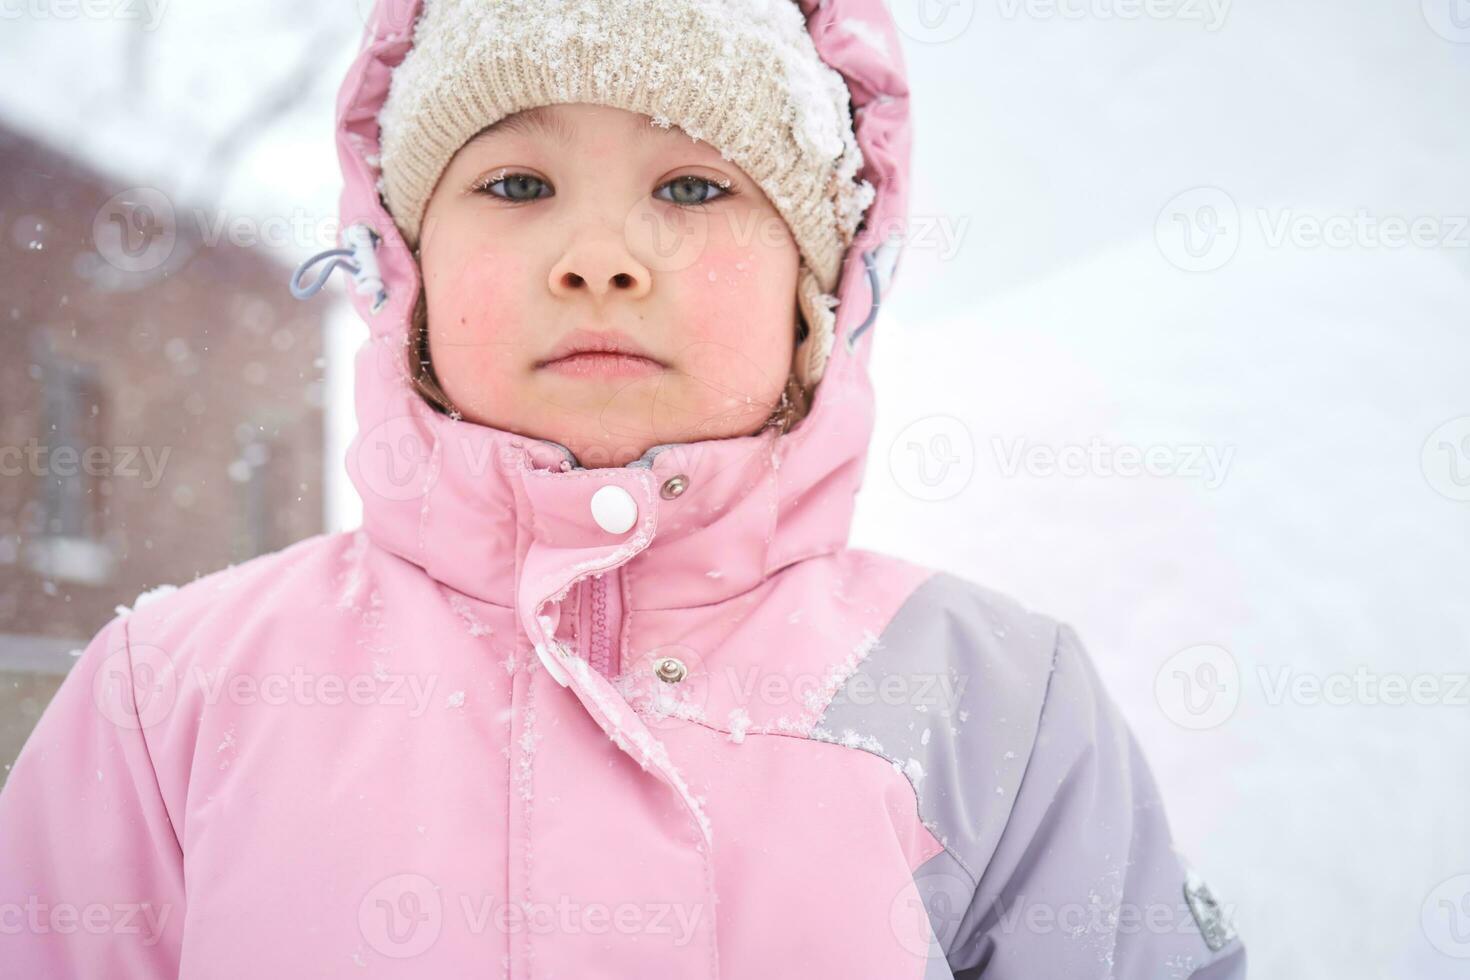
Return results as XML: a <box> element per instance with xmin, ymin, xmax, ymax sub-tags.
<box><xmin>475</xmin><ymin>173</ymin><xmax>551</xmax><ymax>201</ymax></box>
<box><xmin>655</xmin><ymin>176</ymin><xmax>731</xmax><ymax>208</ymax></box>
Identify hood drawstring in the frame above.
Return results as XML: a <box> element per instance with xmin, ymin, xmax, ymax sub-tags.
<box><xmin>847</xmin><ymin>234</ymin><xmax>902</xmax><ymax>352</ymax></box>
<box><xmin>288</xmin><ymin>223</ymin><xmax>388</xmax><ymax>313</ymax></box>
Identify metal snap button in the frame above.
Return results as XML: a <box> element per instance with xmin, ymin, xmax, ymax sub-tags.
<box><xmin>589</xmin><ymin>484</ymin><xmax>638</xmax><ymax>534</ymax></box>
<box><xmin>653</xmin><ymin>656</ymin><xmax>687</xmax><ymax>684</ymax></box>
<box><xmin>660</xmin><ymin>474</ymin><xmax>689</xmax><ymax>499</ymax></box>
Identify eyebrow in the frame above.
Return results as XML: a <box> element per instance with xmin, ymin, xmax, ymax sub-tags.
<box><xmin>468</xmin><ymin>105</ymin><xmax>674</xmax><ymax>147</ymax></box>
<box><xmin>474</xmin><ymin>105</ymin><xmax>574</xmax><ymax>145</ymax></box>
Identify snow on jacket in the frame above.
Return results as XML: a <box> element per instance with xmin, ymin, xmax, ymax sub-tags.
<box><xmin>0</xmin><ymin>0</ymin><xmax>1247</xmax><ymax>976</ymax></box>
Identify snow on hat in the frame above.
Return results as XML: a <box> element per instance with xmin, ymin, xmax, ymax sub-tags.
<box><xmin>375</xmin><ymin>0</ymin><xmax>875</xmax><ymax>392</ymax></box>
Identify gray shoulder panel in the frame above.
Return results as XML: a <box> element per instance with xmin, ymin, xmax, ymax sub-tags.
<box><xmin>814</xmin><ymin>570</ymin><xmax>1060</xmax><ymax>915</ymax></box>
<box><xmin>816</xmin><ymin>570</ymin><xmax>1247</xmax><ymax>978</ymax></box>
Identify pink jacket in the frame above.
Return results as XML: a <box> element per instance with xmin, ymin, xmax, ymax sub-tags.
<box><xmin>0</xmin><ymin>1</ymin><xmax>1247</xmax><ymax>976</ymax></box>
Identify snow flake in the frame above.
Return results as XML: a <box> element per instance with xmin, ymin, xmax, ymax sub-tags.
<box><xmin>217</xmin><ymin>727</ymin><xmax>238</xmax><ymax>770</ymax></box>
<box><xmin>114</xmin><ymin>583</ymin><xmax>179</xmax><ymax>619</ymax></box>
<box><xmin>1165</xmin><ymin>954</ymin><xmax>1199</xmax><ymax>978</ymax></box>
<box><xmin>446</xmin><ymin>590</ymin><xmax>494</xmax><ymax>638</ymax></box>
<box><xmin>563</xmin><ymin>656</ymin><xmax>713</xmax><ymax>844</ymax></box>
<box><xmin>838</xmin><ymin>18</ymin><xmax>891</xmax><ymax>60</ymax></box>
<box><xmin>727</xmin><ymin>707</ymin><xmax>752</xmax><ymax>743</ymax></box>
<box><xmin>800</xmin><ymin>628</ymin><xmax>882</xmax><ymax>715</ymax></box>
<box><xmin>512</xmin><ymin>689</ymin><xmax>541</xmax><ymax>803</ymax></box>
<box><xmin>336</xmin><ymin>529</ymin><xmax>371</xmax><ymax>610</ymax></box>
<box><xmin>809</xmin><ymin>724</ymin><xmax>885</xmax><ymax>754</ymax></box>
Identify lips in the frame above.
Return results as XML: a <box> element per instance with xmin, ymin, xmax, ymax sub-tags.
<box><xmin>537</xmin><ymin>328</ymin><xmax>663</xmax><ymax>368</ymax></box>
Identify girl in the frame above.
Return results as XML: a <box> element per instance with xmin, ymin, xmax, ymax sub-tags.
<box><xmin>0</xmin><ymin>0</ymin><xmax>1247</xmax><ymax>977</ymax></box>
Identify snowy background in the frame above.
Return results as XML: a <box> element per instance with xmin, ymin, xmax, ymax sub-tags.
<box><xmin>3</xmin><ymin>1</ymin><xmax>1468</xmax><ymax>976</ymax></box>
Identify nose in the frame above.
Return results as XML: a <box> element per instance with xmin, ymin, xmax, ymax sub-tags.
<box><xmin>548</xmin><ymin>234</ymin><xmax>652</xmax><ymax>302</ymax></box>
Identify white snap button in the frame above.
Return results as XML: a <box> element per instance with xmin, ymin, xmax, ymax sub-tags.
<box><xmin>590</xmin><ymin>484</ymin><xmax>638</xmax><ymax>535</ymax></box>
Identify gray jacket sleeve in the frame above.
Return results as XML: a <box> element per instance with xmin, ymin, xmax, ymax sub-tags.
<box><xmin>949</xmin><ymin>621</ymin><xmax>1247</xmax><ymax>978</ymax></box>
<box><xmin>818</xmin><ymin>571</ymin><xmax>1246</xmax><ymax>978</ymax></box>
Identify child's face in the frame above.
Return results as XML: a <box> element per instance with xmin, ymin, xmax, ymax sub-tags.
<box><xmin>417</xmin><ymin>102</ymin><xmax>802</xmax><ymax>468</ymax></box>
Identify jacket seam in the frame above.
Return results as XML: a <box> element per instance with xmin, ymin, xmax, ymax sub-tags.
<box><xmin>948</xmin><ymin>618</ymin><xmax>1066</xmax><ymax>959</ymax></box>
<box><xmin>671</xmin><ymin>719</ymin><xmax>985</xmax><ymax>897</ymax></box>
<box><xmin>120</xmin><ymin>616</ymin><xmax>186</xmax><ymax>858</ymax></box>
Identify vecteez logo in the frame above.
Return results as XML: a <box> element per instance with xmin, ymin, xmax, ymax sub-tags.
<box><xmin>887</xmin><ymin>0</ymin><xmax>977</xmax><ymax>44</ymax></box>
<box><xmin>358</xmin><ymin>873</ymin><xmax>443</xmax><ymax>958</ymax></box>
<box><xmin>1155</xmin><ymin>187</ymin><xmax>1241</xmax><ymax>273</ymax></box>
<box><xmin>92</xmin><ymin>642</ymin><xmax>179</xmax><ymax>731</ymax></box>
<box><xmin>1422</xmin><ymin>0</ymin><xmax>1470</xmax><ymax>43</ymax></box>
<box><xmin>1422</xmin><ymin>416</ymin><xmax>1470</xmax><ymax>502</ymax></box>
<box><xmin>354</xmin><ymin>415</ymin><xmax>442</xmax><ymax>503</ymax></box>
<box><xmin>887</xmin><ymin>414</ymin><xmax>976</xmax><ymax>502</ymax></box>
<box><xmin>353</xmin><ymin>0</ymin><xmax>419</xmax><ymax>35</ymax></box>
<box><xmin>93</xmin><ymin>187</ymin><xmax>178</xmax><ymax>274</ymax></box>
<box><xmin>1154</xmin><ymin>643</ymin><xmax>1241</xmax><ymax>730</ymax></box>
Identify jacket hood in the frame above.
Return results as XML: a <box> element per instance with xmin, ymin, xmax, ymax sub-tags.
<box><xmin>332</xmin><ymin>0</ymin><xmax>911</xmax><ymax>666</ymax></box>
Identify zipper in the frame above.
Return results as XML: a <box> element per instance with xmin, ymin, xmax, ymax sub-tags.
<box><xmin>579</xmin><ymin>571</ymin><xmax>624</xmax><ymax>679</ymax></box>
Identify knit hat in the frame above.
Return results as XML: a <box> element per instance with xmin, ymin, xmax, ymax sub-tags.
<box><xmin>375</xmin><ymin>0</ymin><xmax>874</xmax><ymax>392</ymax></box>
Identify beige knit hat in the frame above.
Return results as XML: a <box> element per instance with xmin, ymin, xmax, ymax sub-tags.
<box><xmin>376</xmin><ymin>0</ymin><xmax>874</xmax><ymax>391</ymax></box>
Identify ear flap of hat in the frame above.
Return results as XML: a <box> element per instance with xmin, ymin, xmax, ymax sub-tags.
<box><xmin>793</xmin><ymin>261</ymin><xmax>838</xmax><ymax>392</ymax></box>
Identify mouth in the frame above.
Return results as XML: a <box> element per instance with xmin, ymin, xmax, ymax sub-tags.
<box><xmin>539</xmin><ymin>351</ymin><xmax>666</xmax><ymax>379</ymax></box>
<box><xmin>536</xmin><ymin>328</ymin><xmax>666</xmax><ymax>379</ymax></box>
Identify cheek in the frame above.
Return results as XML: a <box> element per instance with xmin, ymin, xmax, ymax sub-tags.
<box><xmin>675</xmin><ymin>242</ymin><xmax>798</xmax><ymax>396</ymax></box>
<box><xmin>424</xmin><ymin>243</ymin><xmax>534</xmax><ymax>366</ymax></box>
<box><xmin>681</xmin><ymin>242</ymin><xmax>796</xmax><ymax>351</ymax></box>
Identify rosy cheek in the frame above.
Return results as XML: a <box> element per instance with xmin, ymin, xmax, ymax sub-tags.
<box><xmin>673</xmin><ymin>252</ymin><xmax>795</xmax><ymax>400</ymax></box>
<box><xmin>682</xmin><ymin>245</ymin><xmax>765</xmax><ymax>341</ymax></box>
<box><xmin>429</xmin><ymin>246</ymin><xmax>530</xmax><ymax>352</ymax></box>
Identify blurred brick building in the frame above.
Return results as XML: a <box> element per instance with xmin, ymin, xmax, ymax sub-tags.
<box><xmin>0</xmin><ymin>124</ymin><xmax>328</xmax><ymax>782</ymax></box>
